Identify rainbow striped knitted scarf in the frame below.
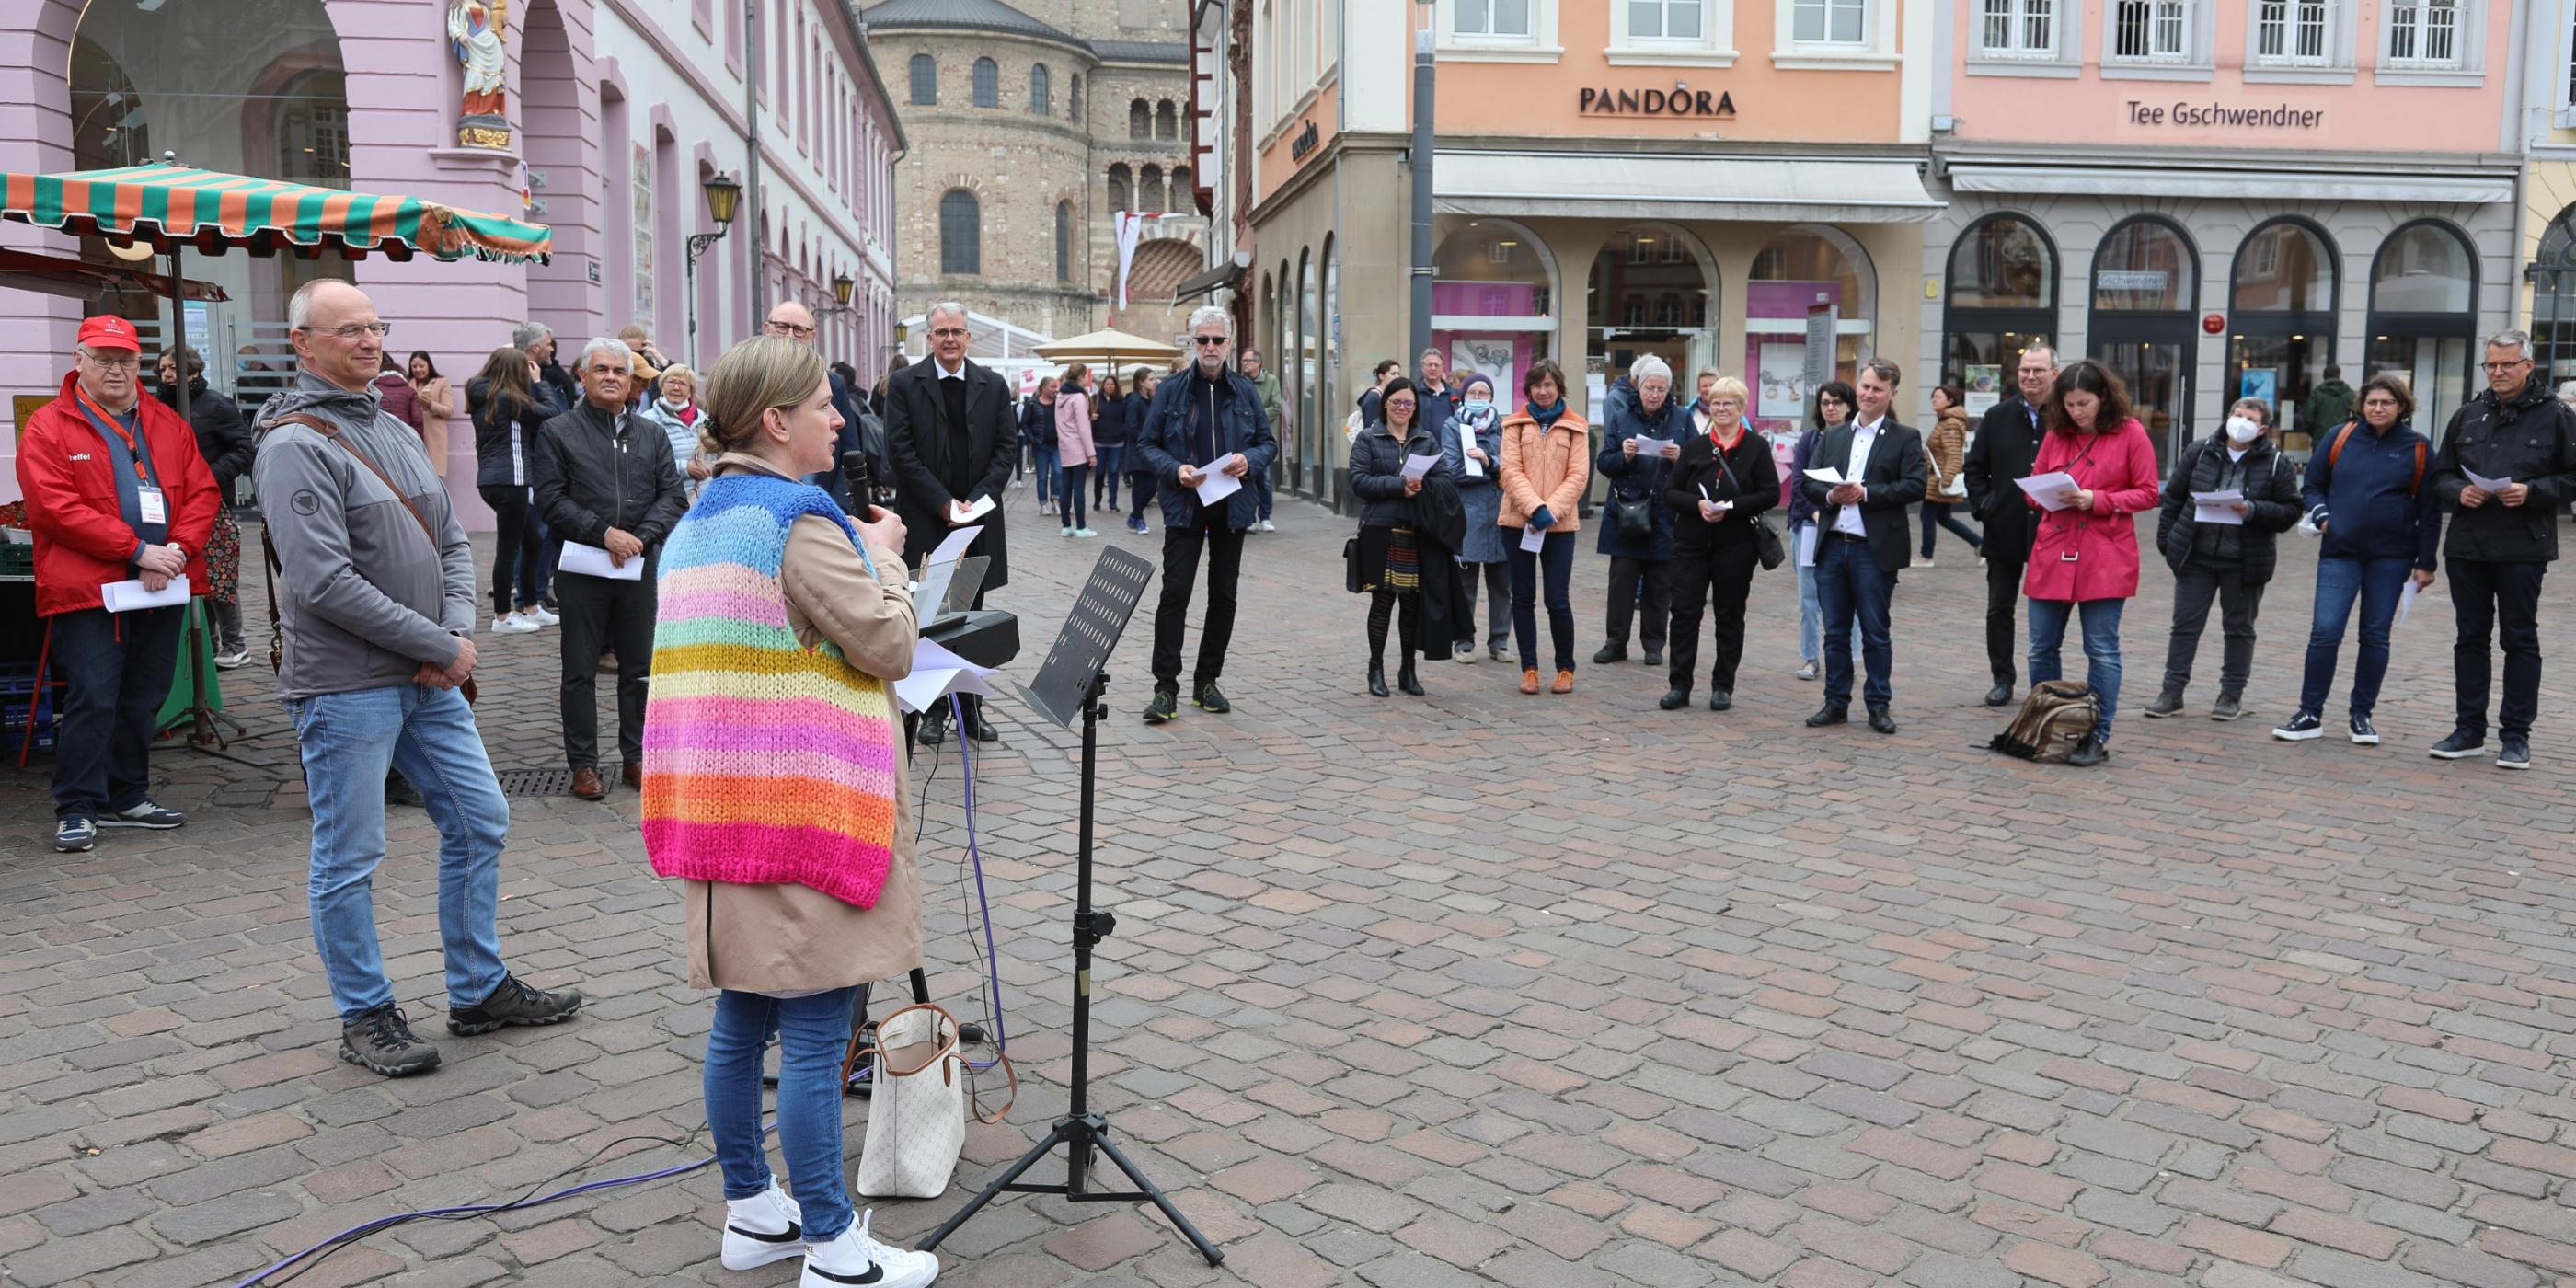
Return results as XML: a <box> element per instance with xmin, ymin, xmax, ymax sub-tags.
<box><xmin>640</xmin><ymin>473</ymin><xmax>902</xmax><ymax>908</ymax></box>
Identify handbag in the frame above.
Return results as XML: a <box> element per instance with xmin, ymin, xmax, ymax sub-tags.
<box><xmin>1610</xmin><ymin>489</ymin><xmax>1655</xmax><ymax>542</ymax></box>
<box><xmin>1941</xmin><ymin>469</ymin><xmax>1969</xmax><ymax>500</ymax></box>
<box><xmin>1711</xmin><ymin>439</ymin><xmax>1787</xmax><ymax>571</ymax></box>
<box><xmin>1344</xmin><ymin>534</ymin><xmax>1365</xmax><ymax>593</ymax></box>
<box><xmin>851</xmin><ymin>1004</ymin><xmax>1016</xmax><ymax>1199</ymax></box>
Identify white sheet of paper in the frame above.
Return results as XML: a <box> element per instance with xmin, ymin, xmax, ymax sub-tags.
<box><xmin>926</xmin><ymin>525</ymin><xmax>983</xmax><ymax>569</ymax></box>
<box><xmin>1519</xmin><ymin>523</ymin><xmax>1547</xmax><ymax>553</ymax></box>
<box><xmin>1456</xmin><ymin>425</ymin><xmax>1484</xmax><ymax>477</ymax></box>
<box><xmin>1193</xmin><ymin>469</ymin><xmax>1243</xmax><ymax>505</ymax></box>
<box><xmin>892</xmin><ymin>638</ymin><xmax>1000</xmax><ymax>714</ymax></box>
<box><xmin>1803</xmin><ymin>466</ymin><xmax>1849</xmax><ymax>486</ymax></box>
<box><xmin>950</xmin><ymin>495</ymin><xmax>998</xmax><ymax>523</ymax></box>
<box><xmin>2464</xmin><ymin>468</ymin><xmax>2514</xmax><ymax>494</ymax></box>
<box><xmin>1795</xmin><ymin>523</ymin><xmax>1820</xmax><ymax>569</ymax></box>
<box><xmin>1630</xmin><ymin>438</ymin><xmax>1673</xmax><ymax>458</ymax></box>
<box><xmin>2017</xmin><ymin>472</ymin><xmax>2081</xmax><ymax>512</ymax></box>
<box><xmin>2191</xmin><ymin>489</ymin><xmax>2246</xmax><ymax>526</ymax></box>
<box><xmin>559</xmin><ymin>542</ymin><xmax>645</xmax><ymax>580</ymax></box>
<box><xmin>1401</xmin><ymin>452</ymin><xmax>1443</xmax><ymax>481</ymax></box>
<box><xmin>916</xmin><ymin>560</ymin><xmax>960</xmax><ymax>619</ymax></box>
<box><xmin>2397</xmin><ymin>578</ymin><xmax>2420</xmax><ymax>627</ymax></box>
<box><xmin>100</xmin><ymin>575</ymin><xmax>189</xmax><ymax>613</ymax></box>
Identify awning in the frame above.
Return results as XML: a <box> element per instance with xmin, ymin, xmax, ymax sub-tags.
<box><xmin>1170</xmin><ymin>259</ymin><xmax>1242</xmax><ymax>304</ymax></box>
<box><xmin>1434</xmin><ymin>152</ymin><xmax>1942</xmax><ymax>224</ymax></box>
<box><xmin>1945</xmin><ymin>163</ymin><xmax>2513</xmax><ymax>206</ymax></box>
<box><xmin>0</xmin><ymin>163</ymin><xmax>552</xmax><ymax>263</ymax></box>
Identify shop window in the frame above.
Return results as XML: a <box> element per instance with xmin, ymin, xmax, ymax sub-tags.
<box><xmin>1749</xmin><ymin>226</ymin><xmax>1874</xmax><ymax>434</ymax></box>
<box><xmin>1029</xmin><ymin>63</ymin><xmax>1052</xmax><ymax>115</ymax></box>
<box><xmin>2535</xmin><ymin>208</ymin><xmax>2576</xmax><ymax>382</ymax></box>
<box><xmin>1942</xmin><ymin>213</ymin><xmax>2057</xmax><ymax>424</ymax></box>
<box><xmin>1433</xmin><ymin>221</ymin><xmax>1556</xmax><ymax>408</ymax></box>
<box><xmin>909</xmin><ymin>54</ymin><xmax>937</xmax><ymax>105</ymax></box>
<box><xmin>1319</xmin><ymin>236</ymin><xmax>1340</xmax><ymax>497</ymax></box>
<box><xmin>939</xmin><ymin>190</ymin><xmax>980</xmax><ymax>275</ymax></box>
<box><xmin>2228</xmin><ymin>218</ymin><xmax>2337</xmax><ymax>448</ymax></box>
<box><xmin>1979</xmin><ymin>0</ymin><xmax>2056</xmax><ymax>58</ymax></box>
<box><xmin>1590</xmin><ymin>224</ymin><xmax>1715</xmax><ymax>395</ymax></box>
<box><xmin>2367</xmin><ymin>221</ymin><xmax>2477</xmax><ymax>437</ymax></box>
<box><xmin>972</xmin><ymin>58</ymin><xmax>998</xmax><ymax>108</ymax></box>
<box><xmin>2090</xmin><ymin>217</ymin><xmax>2200</xmax><ymax>466</ymax></box>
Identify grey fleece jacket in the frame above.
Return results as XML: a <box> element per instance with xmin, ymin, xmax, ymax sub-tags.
<box><xmin>250</xmin><ymin>372</ymin><xmax>477</xmax><ymax>702</ymax></box>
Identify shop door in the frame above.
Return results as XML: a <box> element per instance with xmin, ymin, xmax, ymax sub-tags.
<box><xmin>2096</xmin><ymin>323</ymin><xmax>2192</xmax><ymax>469</ymax></box>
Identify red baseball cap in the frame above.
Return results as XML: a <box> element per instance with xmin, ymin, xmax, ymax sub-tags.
<box><xmin>77</xmin><ymin>316</ymin><xmax>142</xmax><ymax>352</ymax></box>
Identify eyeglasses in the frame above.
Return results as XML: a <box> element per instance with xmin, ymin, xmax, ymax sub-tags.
<box><xmin>1192</xmin><ymin>336</ymin><xmax>1228</xmax><ymax>347</ymax></box>
<box><xmin>81</xmin><ymin>350</ymin><xmax>141</xmax><ymax>369</ymax></box>
<box><xmin>296</xmin><ymin>321</ymin><xmax>392</xmax><ymax>339</ymax></box>
<box><xmin>1710</xmin><ymin>398</ymin><xmax>1743</xmax><ymax>408</ymax></box>
<box><xmin>929</xmin><ymin>328</ymin><xmax>969</xmax><ymax>339</ymax></box>
<box><xmin>765</xmin><ymin>321</ymin><xmax>816</xmax><ymax>338</ymax></box>
<box><xmin>2482</xmin><ymin>360</ymin><xmax>2531</xmax><ymax>372</ymax></box>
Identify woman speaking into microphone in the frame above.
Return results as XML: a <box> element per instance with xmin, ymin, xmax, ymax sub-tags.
<box><xmin>639</xmin><ymin>335</ymin><xmax>940</xmax><ymax>1288</ymax></box>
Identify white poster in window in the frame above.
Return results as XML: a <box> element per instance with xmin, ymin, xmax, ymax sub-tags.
<box><xmin>1449</xmin><ymin>339</ymin><xmax>1512</xmax><ymax>397</ymax></box>
<box><xmin>1758</xmin><ymin>342</ymin><xmax>1809</xmax><ymax>420</ymax></box>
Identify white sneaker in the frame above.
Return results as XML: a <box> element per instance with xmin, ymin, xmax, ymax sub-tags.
<box><xmin>1918</xmin><ymin>558</ymin><xmax>1936</xmax><ymax>569</ymax></box>
<box><xmin>525</xmin><ymin>604</ymin><xmax>561</xmax><ymax>626</ymax></box>
<box><xmin>720</xmin><ymin>1180</ymin><xmax>807</xmax><ymax>1271</ymax></box>
<box><xmin>801</xmin><ymin>1210</ymin><xmax>937</xmax><ymax>1288</ymax></box>
<box><xmin>1258</xmin><ymin>519</ymin><xmax>1277</xmax><ymax>532</ymax></box>
<box><xmin>1061</xmin><ymin>525</ymin><xmax>1075</xmax><ymax>536</ymax></box>
<box><xmin>213</xmin><ymin>646</ymin><xmax>251</xmax><ymax>670</ymax></box>
<box><xmin>1797</xmin><ymin>661</ymin><xmax>1818</xmax><ymax>681</ymax></box>
<box><xmin>491</xmin><ymin>612</ymin><xmax>540</xmax><ymax>635</ymax></box>
<box><xmin>1455</xmin><ymin>643</ymin><xmax>1478</xmax><ymax>664</ymax></box>
<box><xmin>1075</xmin><ymin>527</ymin><xmax>1098</xmax><ymax>537</ymax></box>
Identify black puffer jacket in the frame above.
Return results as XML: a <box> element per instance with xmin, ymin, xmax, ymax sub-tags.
<box><xmin>1349</xmin><ymin>421</ymin><xmax>1448</xmax><ymax>527</ymax></box>
<box><xmin>158</xmin><ymin>375</ymin><xmax>252</xmax><ymax>504</ymax></box>
<box><xmin>2432</xmin><ymin>376</ymin><xmax>2576</xmax><ymax>563</ymax></box>
<box><xmin>2155</xmin><ymin>432</ymin><xmax>2302</xmax><ymax>581</ymax></box>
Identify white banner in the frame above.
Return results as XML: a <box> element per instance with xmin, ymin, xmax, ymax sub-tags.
<box><xmin>1113</xmin><ymin>213</ymin><xmax>1145</xmax><ymax>310</ymax></box>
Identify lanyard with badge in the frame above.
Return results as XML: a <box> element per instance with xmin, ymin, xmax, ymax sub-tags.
<box><xmin>74</xmin><ymin>385</ymin><xmax>168</xmax><ymax>530</ymax></box>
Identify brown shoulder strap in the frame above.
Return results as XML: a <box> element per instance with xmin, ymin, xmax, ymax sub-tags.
<box><xmin>2327</xmin><ymin>421</ymin><xmax>2357</xmax><ymax>470</ymax></box>
<box><xmin>265</xmin><ymin>412</ymin><xmax>440</xmax><ymax>546</ymax></box>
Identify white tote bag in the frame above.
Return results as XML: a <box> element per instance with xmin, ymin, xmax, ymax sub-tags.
<box><xmin>853</xmin><ymin>1005</ymin><xmax>1015</xmax><ymax>1199</ymax></box>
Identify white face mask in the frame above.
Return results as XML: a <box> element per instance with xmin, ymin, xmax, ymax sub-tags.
<box><xmin>2225</xmin><ymin>416</ymin><xmax>2262</xmax><ymax>445</ymax></box>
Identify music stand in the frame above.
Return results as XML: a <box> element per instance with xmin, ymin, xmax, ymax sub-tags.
<box><xmin>918</xmin><ymin>547</ymin><xmax>1222</xmax><ymax>1266</ymax></box>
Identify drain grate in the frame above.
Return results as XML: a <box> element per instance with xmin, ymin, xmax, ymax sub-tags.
<box><xmin>494</xmin><ymin>768</ymin><xmax>574</xmax><ymax>798</ymax></box>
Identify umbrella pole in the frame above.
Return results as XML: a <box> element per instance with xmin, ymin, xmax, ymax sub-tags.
<box><xmin>165</xmin><ymin>239</ymin><xmax>227</xmax><ymax>751</ymax></box>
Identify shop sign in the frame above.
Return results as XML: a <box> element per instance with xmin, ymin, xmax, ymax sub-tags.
<box><xmin>1579</xmin><ymin>86</ymin><xmax>1736</xmax><ymax>120</ymax></box>
<box><xmin>2098</xmin><ymin>270</ymin><xmax>2168</xmax><ymax>293</ymax></box>
<box><xmin>1288</xmin><ymin>119</ymin><xmax>1321</xmax><ymax>165</ymax></box>
<box><xmin>2127</xmin><ymin>100</ymin><xmax>2323</xmax><ymax>129</ymax></box>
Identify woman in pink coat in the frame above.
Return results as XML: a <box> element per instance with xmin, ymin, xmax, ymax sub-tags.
<box><xmin>2023</xmin><ymin>360</ymin><xmax>2163</xmax><ymax>766</ymax></box>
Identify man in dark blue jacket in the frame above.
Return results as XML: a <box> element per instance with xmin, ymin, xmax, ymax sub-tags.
<box><xmin>2426</xmin><ymin>330</ymin><xmax>2576</xmax><ymax>769</ymax></box>
<box><xmin>1133</xmin><ymin>306</ymin><xmax>1275</xmax><ymax>724</ymax></box>
<box><xmin>2274</xmin><ymin>374</ymin><xmax>2441</xmax><ymax>747</ymax></box>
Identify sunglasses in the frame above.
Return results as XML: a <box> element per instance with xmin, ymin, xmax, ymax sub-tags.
<box><xmin>1192</xmin><ymin>336</ymin><xmax>1228</xmax><ymax>347</ymax></box>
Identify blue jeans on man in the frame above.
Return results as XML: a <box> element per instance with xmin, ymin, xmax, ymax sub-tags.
<box><xmin>1813</xmin><ymin>534</ymin><xmax>1895</xmax><ymax>711</ymax></box>
<box><xmin>706</xmin><ymin>986</ymin><xmax>862</xmax><ymax>1242</ymax></box>
<box><xmin>48</xmin><ymin>604</ymin><xmax>184</xmax><ymax>823</ymax></box>
<box><xmin>1251</xmin><ymin>461</ymin><xmax>1274</xmax><ymax>521</ymax></box>
<box><xmin>2029</xmin><ymin>598</ymin><xmax>2128</xmax><ymax>741</ymax></box>
<box><xmin>288</xmin><ymin>683</ymin><xmax>510</xmax><ymax>1023</ymax></box>
<box><xmin>2298</xmin><ymin>556</ymin><xmax>2413</xmax><ymax>718</ymax></box>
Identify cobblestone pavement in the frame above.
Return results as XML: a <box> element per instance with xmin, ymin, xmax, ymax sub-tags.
<box><xmin>3</xmin><ymin>484</ymin><xmax>2573</xmax><ymax>1288</ymax></box>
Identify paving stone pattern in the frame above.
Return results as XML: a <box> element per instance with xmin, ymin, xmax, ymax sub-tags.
<box><xmin>1</xmin><ymin>488</ymin><xmax>2572</xmax><ymax>1288</ymax></box>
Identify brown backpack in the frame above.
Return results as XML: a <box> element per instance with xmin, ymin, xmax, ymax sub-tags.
<box><xmin>1989</xmin><ymin>680</ymin><xmax>2099</xmax><ymax>763</ymax></box>
<box><xmin>2325</xmin><ymin>421</ymin><xmax>2426</xmax><ymax>494</ymax></box>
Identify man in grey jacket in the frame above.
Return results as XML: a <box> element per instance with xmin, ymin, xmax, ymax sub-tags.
<box><xmin>255</xmin><ymin>280</ymin><xmax>581</xmax><ymax>1077</ymax></box>
<box><xmin>529</xmin><ymin>336</ymin><xmax>684</xmax><ymax>799</ymax></box>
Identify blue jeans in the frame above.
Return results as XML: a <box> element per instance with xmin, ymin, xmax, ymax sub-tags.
<box><xmin>2300</xmin><ymin>556</ymin><xmax>2412</xmax><ymax>719</ymax></box>
<box><xmin>1094</xmin><ymin>444</ymin><xmax>1125</xmax><ymax>507</ymax></box>
<box><xmin>1031</xmin><ymin>444</ymin><xmax>1061</xmax><ymax>505</ymax></box>
<box><xmin>1508</xmin><ymin>530</ymin><xmax>1577</xmax><ymax>673</ymax></box>
<box><xmin>48</xmin><ymin>605</ymin><xmax>184</xmax><ymax>822</ymax></box>
<box><xmin>1792</xmin><ymin>522</ymin><xmax>1859</xmax><ymax>666</ymax></box>
<box><xmin>1252</xmin><ymin>463</ymin><xmax>1275</xmax><ymax>520</ymax></box>
<box><xmin>1814</xmin><ymin>534</ymin><xmax>1895</xmax><ymax>710</ymax></box>
<box><xmin>707</xmin><ymin>987</ymin><xmax>860</xmax><ymax>1243</ymax></box>
<box><xmin>288</xmin><ymin>684</ymin><xmax>510</xmax><ymax>1023</ymax></box>
<box><xmin>1059</xmin><ymin>465</ymin><xmax>1091</xmax><ymax>528</ymax></box>
<box><xmin>1919</xmin><ymin>501</ymin><xmax>1984</xmax><ymax>558</ymax></box>
<box><xmin>2029</xmin><ymin>598</ymin><xmax>2128</xmax><ymax>742</ymax></box>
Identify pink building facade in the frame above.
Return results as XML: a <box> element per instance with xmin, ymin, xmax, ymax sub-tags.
<box><xmin>0</xmin><ymin>0</ymin><xmax>903</xmax><ymax>526</ymax></box>
<box><xmin>1924</xmin><ymin>0</ymin><xmax>2520</xmax><ymax>466</ymax></box>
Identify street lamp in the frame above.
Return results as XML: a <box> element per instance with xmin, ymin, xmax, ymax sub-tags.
<box><xmin>684</xmin><ymin>171</ymin><xmax>743</xmax><ymax>365</ymax></box>
<box><xmin>832</xmin><ymin>270</ymin><xmax>855</xmax><ymax>308</ymax></box>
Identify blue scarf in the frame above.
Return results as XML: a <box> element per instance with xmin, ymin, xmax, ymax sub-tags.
<box><xmin>1527</xmin><ymin>398</ymin><xmax>1566</xmax><ymax>431</ymax></box>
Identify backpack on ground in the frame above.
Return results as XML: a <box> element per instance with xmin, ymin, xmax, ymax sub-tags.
<box><xmin>1989</xmin><ymin>680</ymin><xmax>2099</xmax><ymax>763</ymax></box>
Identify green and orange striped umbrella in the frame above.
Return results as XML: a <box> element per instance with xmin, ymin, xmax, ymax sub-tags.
<box><xmin>0</xmin><ymin>163</ymin><xmax>550</xmax><ymax>265</ymax></box>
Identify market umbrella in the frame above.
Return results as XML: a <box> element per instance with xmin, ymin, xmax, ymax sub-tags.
<box><xmin>0</xmin><ymin>247</ymin><xmax>229</xmax><ymax>304</ymax></box>
<box><xmin>1030</xmin><ymin>328</ymin><xmax>1182</xmax><ymax>370</ymax></box>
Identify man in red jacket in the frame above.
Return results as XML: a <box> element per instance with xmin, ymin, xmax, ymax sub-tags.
<box><xmin>14</xmin><ymin>315</ymin><xmax>221</xmax><ymax>853</ymax></box>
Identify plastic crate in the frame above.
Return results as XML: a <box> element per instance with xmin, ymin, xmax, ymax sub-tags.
<box><xmin>0</xmin><ymin>661</ymin><xmax>40</xmax><ymax>700</ymax></box>
<box><xmin>0</xmin><ymin>544</ymin><xmax>31</xmax><ymax>579</ymax></box>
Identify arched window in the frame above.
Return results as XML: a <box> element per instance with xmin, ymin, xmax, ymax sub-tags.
<box><xmin>1029</xmin><ymin>63</ymin><xmax>1051</xmax><ymax>115</ymax></box>
<box><xmin>2532</xmin><ymin>207</ymin><xmax>2576</xmax><ymax>382</ymax></box>
<box><xmin>1106</xmin><ymin>163</ymin><xmax>1132</xmax><ymax>213</ymax></box>
<box><xmin>1942</xmin><ymin>213</ymin><xmax>2058</xmax><ymax>405</ymax></box>
<box><xmin>1139</xmin><ymin>165</ymin><xmax>1165</xmax><ymax>214</ymax></box>
<box><xmin>1588</xmin><ymin>224</ymin><xmax>1719</xmax><ymax>398</ymax></box>
<box><xmin>1129</xmin><ymin>99</ymin><xmax>1151</xmax><ymax>139</ymax></box>
<box><xmin>1749</xmin><ymin>227</ymin><xmax>1875</xmax><ymax>431</ymax></box>
<box><xmin>1055</xmin><ymin>201</ymin><xmax>1073</xmax><ymax>282</ymax></box>
<box><xmin>1070</xmin><ymin>75</ymin><xmax>1084</xmax><ymax>121</ymax></box>
<box><xmin>2090</xmin><ymin>217</ymin><xmax>2200</xmax><ymax>465</ymax></box>
<box><xmin>1156</xmin><ymin>99</ymin><xmax>1179</xmax><ymax>140</ymax></box>
<box><xmin>908</xmin><ymin>53</ymin><xmax>937</xmax><ymax>105</ymax></box>
<box><xmin>1171</xmin><ymin>167</ymin><xmax>1193</xmax><ymax>211</ymax></box>
<box><xmin>939</xmin><ymin>190</ymin><xmax>980</xmax><ymax>275</ymax></box>
<box><xmin>2370</xmin><ymin>220</ymin><xmax>2478</xmax><ymax>436</ymax></box>
<box><xmin>972</xmin><ymin>58</ymin><xmax>998</xmax><ymax>108</ymax></box>
<box><xmin>2229</xmin><ymin>218</ymin><xmax>2338</xmax><ymax>442</ymax></box>
<box><xmin>1432</xmin><ymin>221</ymin><xmax>1557</xmax><ymax>408</ymax></box>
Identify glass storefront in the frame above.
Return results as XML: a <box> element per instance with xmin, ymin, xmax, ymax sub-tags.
<box><xmin>2228</xmin><ymin>219</ymin><xmax>2337</xmax><ymax>451</ymax></box>
<box><xmin>1432</xmin><ymin>222</ymin><xmax>1554</xmax><ymax>408</ymax></box>
<box><xmin>2366</xmin><ymin>221</ymin><xmax>2476</xmax><ymax>441</ymax></box>
<box><xmin>1943</xmin><ymin>213</ymin><xmax>2057</xmax><ymax>422</ymax></box>
<box><xmin>1587</xmin><ymin>224</ymin><xmax>1711</xmax><ymax>395</ymax></box>
<box><xmin>2090</xmin><ymin>217</ymin><xmax>2198</xmax><ymax>467</ymax></box>
<box><xmin>1746</xmin><ymin>229</ymin><xmax>1873</xmax><ymax>438</ymax></box>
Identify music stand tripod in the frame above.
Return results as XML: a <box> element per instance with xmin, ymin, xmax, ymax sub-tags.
<box><xmin>917</xmin><ymin>549</ymin><xmax>1222</xmax><ymax>1267</ymax></box>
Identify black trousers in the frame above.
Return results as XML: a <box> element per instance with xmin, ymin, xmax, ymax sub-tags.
<box><xmin>1604</xmin><ymin>555</ymin><xmax>1670</xmax><ymax>651</ymax></box>
<box><xmin>1985</xmin><ymin>547</ymin><xmax>2027</xmax><ymax>685</ymax></box>
<box><xmin>2447</xmin><ymin>557</ymin><xmax>2547</xmax><ymax>739</ymax></box>
<box><xmin>556</xmin><ymin>567</ymin><xmax>655</xmax><ymax>769</ymax></box>
<box><xmin>2159</xmin><ymin>559</ymin><xmax>2265</xmax><ymax>699</ymax></box>
<box><xmin>477</xmin><ymin>484</ymin><xmax>546</xmax><ymax>615</ymax></box>
<box><xmin>49</xmin><ymin>605</ymin><xmax>184</xmax><ymax>822</ymax></box>
<box><xmin>1151</xmin><ymin>509</ymin><xmax>1245</xmax><ymax>695</ymax></box>
<box><xmin>1665</xmin><ymin>540</ymin><xmax>1759</xmax><ymax>696</ymax></box>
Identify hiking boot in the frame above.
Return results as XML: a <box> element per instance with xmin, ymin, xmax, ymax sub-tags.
<box><xmin>445</xmin><ymin>974</ymin><xmax>583</xmax><ymax>1036</ymax></box>
<box><xmin>1194</xmin><ymin>682</ymin><xmax>1231</xmax><ymax>714</ymax></box>
<box><xmin>2272</xmin><ymin>711</ymin><xmax>2324</xmax><ymax>741</ymax></box>
<box><xmin>2428</xmin><ymin>729</ymin><xmax>2488</xmax><ymax>759</ymax></box>
<box><xmin>2211</xmin><ymin>693</ymin><xmax>2245</xmax><ymax>721</ymax></box>
<box><xmin>1142</xmin><ymin>689</ymin><xmax>1179</xmax><ymax>724</ymax></box>
<box><xmin>340</xmin><ymin>1004</ymin><xmax>441</xmax><ymax>1077</ymax></box>
<box><xmin>2141</xmin><ymin>692</ymin><xmax>2184</xmax><ymax>719</ymax></box>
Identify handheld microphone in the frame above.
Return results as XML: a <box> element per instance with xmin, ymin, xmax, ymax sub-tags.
<box><xmin>841</xmin><ymin>448</ymin><xmax>896</xmax><ymax>512</ymax></box>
